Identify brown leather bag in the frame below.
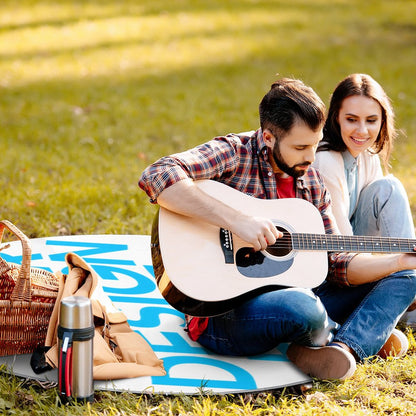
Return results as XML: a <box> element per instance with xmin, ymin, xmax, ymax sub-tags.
<box><xmin>44</xmin><ymin>253</ymin><xmax>166</xmax><ymax>380</ymax></box>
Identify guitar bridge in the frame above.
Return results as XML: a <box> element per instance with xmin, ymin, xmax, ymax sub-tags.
<box><xmin>220</xmin><ymin>228</ymin><xmax>234</xmax><ymax>264</ymax></box>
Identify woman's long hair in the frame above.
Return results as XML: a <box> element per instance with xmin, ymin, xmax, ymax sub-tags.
<box><xmin>318</xmin><ymin>73</ymin><xmax>397</xmax><ymax>170</ymax></box>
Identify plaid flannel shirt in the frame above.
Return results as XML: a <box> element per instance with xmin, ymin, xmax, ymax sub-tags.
<box><xmin>139</xmin><ymin>129</ymin><xmax>355</xmax><ymax>286</ymax></box>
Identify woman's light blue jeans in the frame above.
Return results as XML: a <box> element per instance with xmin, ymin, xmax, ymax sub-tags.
<box><xmin>351</xmin><ymin>175</ymin><xmax>415</xmax><ymax>238</ymax></box>
<box><xmin>197</xmin><ymin>288</ymin><xmax>338</xmax><ymax>356</ymax></box>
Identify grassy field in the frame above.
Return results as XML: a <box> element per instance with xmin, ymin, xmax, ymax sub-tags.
<box><xmin>1</xmin><ymin>0</ymin><xmax>416</xmax><ymax>414</ymax></box>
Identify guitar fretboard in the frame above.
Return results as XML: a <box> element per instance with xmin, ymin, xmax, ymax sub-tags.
<box><xmin>292</xmin><ymin>234</ymin><xmax>416</xmax><ymax>253</ymax></box>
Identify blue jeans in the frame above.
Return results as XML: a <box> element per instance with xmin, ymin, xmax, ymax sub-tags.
<box><xmin>197</xmin><ymin>288</ymin><xmax>338</xmax><ymax>356</ymax></box>
<box><xmin>314</xmin><ymin>271</ymin><xmax>416</xmax><ymax>360</ymax></box>
<box><xmin>318</xmin><ymin>177</ymin><xmax>416</xmax><ymax>360</ymax></box>
<box><xmin>351</xmin><ymin>175</ymin><xmax>415</xmax><ymax>238</ymax></box>
<box><xmin>349</xmin><ymin>174</ymin><xmax>416</xmax><ymax>352</ymax></box>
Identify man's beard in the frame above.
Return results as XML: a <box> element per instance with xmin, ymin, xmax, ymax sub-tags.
<box><xmin>272</xmin><ymin>142</ymin><xmax>311</xmax><ymax>179</ymax></box>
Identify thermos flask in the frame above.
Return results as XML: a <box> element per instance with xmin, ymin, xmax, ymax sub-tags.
<box><xmin>58</xmin><ymin>295</ymin><xmax>94</xmax><ymax>403</ymax></box>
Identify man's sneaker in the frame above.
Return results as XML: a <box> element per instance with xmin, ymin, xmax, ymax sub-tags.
<box><xmin>377</xmin><ymin>328</ymin><xmax>409</xmax><ymax>359</ymax></box>
<box><xmin>286</xmin><ymin>343</ymin><xmax>356</xmax><ymax>380</ymax></box>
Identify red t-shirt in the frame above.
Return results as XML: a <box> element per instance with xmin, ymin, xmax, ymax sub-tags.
<box><xmin>187</xmin><ymin>175</ymin><xmax>295</xmax><ymax>341</ymax></box>
<box><xmin>275</xmin><ymin>175</ymin><xmax>295</xmax><ymax>198</ymax></box>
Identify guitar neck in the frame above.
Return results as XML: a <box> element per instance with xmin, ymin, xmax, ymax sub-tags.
<box><xmin>292</xmin><ymin>234</ymin><xmax>416</xmax><ymax>253</ymax></box>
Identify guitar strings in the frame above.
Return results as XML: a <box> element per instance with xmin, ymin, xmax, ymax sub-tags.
<box><xmin>266</xmin><ymin>233</ymin><xmax>416</xmax><ymax>252</ymax></box>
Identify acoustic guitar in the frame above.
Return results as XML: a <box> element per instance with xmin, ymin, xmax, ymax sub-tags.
<box><xmin>151</xmin><ymin>180</ymin><xmax>416</xmax><ymax>317</ymax></box>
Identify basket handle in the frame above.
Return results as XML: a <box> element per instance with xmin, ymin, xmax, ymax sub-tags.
<box><xmin>0</xmin><ymin>220</ymin><xmax>32</xmax><ymax>302</ymax></box>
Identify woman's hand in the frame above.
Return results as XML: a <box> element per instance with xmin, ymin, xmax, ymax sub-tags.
<box><xmin>397</xmin><ymin>250</ymin><xmax>416</xmax><ymax>271</ymax></box>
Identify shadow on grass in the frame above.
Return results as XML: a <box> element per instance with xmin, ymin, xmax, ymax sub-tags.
<box><xmin>0</xmin><ymin>0</ymin><xmax>329</xmax><ymax>33</ymax></box>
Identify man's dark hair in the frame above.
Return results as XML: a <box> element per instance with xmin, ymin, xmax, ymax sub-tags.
<box><xmin>259</xmin><ymin>78</ymin><xmax>326</xmax><ymax>139</ymax></box>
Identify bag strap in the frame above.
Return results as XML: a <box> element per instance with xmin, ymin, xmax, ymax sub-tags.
<box><xmin>0</xmin><ymin>220</ymin><xmax>32</xmax><ymax>302</ymax></box>
<box><xmin>93</xmin><ymin>299</ymin><xmax>111</xmax><ymax>342</ymax></box>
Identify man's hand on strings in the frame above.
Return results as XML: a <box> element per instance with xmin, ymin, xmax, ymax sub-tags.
<box><xmin>231</xmin><ymin>215</ymin><xmax>283</xmax><ymax>251</ymax></box>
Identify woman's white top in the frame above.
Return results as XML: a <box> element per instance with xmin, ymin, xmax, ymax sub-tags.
<box><xmin>313</xmin><ymin>149</ymin><xmax>383</xmax><ymax>235</ymax></box>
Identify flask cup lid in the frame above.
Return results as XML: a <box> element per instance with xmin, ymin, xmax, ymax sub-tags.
<box><xmin>59</xmin><ymin>296</ymin><xmax>93</xmax><ymax>329</ymax></box>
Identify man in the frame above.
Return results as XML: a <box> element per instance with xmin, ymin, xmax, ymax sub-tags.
<box><xmin>139</xmin><ymin>78</ymin><xmax>416</xmax><ymax>380</ymax></box>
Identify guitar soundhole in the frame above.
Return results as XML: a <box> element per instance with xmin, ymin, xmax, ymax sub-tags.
<box><xmin>265</xmin><ymin>226</ymin><xmax>292</xmax><ymax>257</ymax></box>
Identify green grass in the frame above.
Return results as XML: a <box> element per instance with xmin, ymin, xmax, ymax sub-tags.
<box><xmin>1</xmin><ymin>0</ymin><xmax>416</xmax><ymax>414</ymax></box>
<box><xmin>3</xmin><ymin>340</ymin><xmax>416</xmax><ymax>415</ymax></box>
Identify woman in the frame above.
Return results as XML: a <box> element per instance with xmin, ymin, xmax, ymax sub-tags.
<box><xmin>313</xmin><ymin>73</ymin><xmax>416</xmax><ymax>355</ymax></box>
<box><xmin>314</xmin><ymin>73</ymin><xmax>415</xmax><ymax>238</ymax></box>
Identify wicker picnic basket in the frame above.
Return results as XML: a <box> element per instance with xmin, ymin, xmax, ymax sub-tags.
<box><xmin>0</xmin><ymin>220</ymin><xmax>59</xmax><ymax>356</ymax></box>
